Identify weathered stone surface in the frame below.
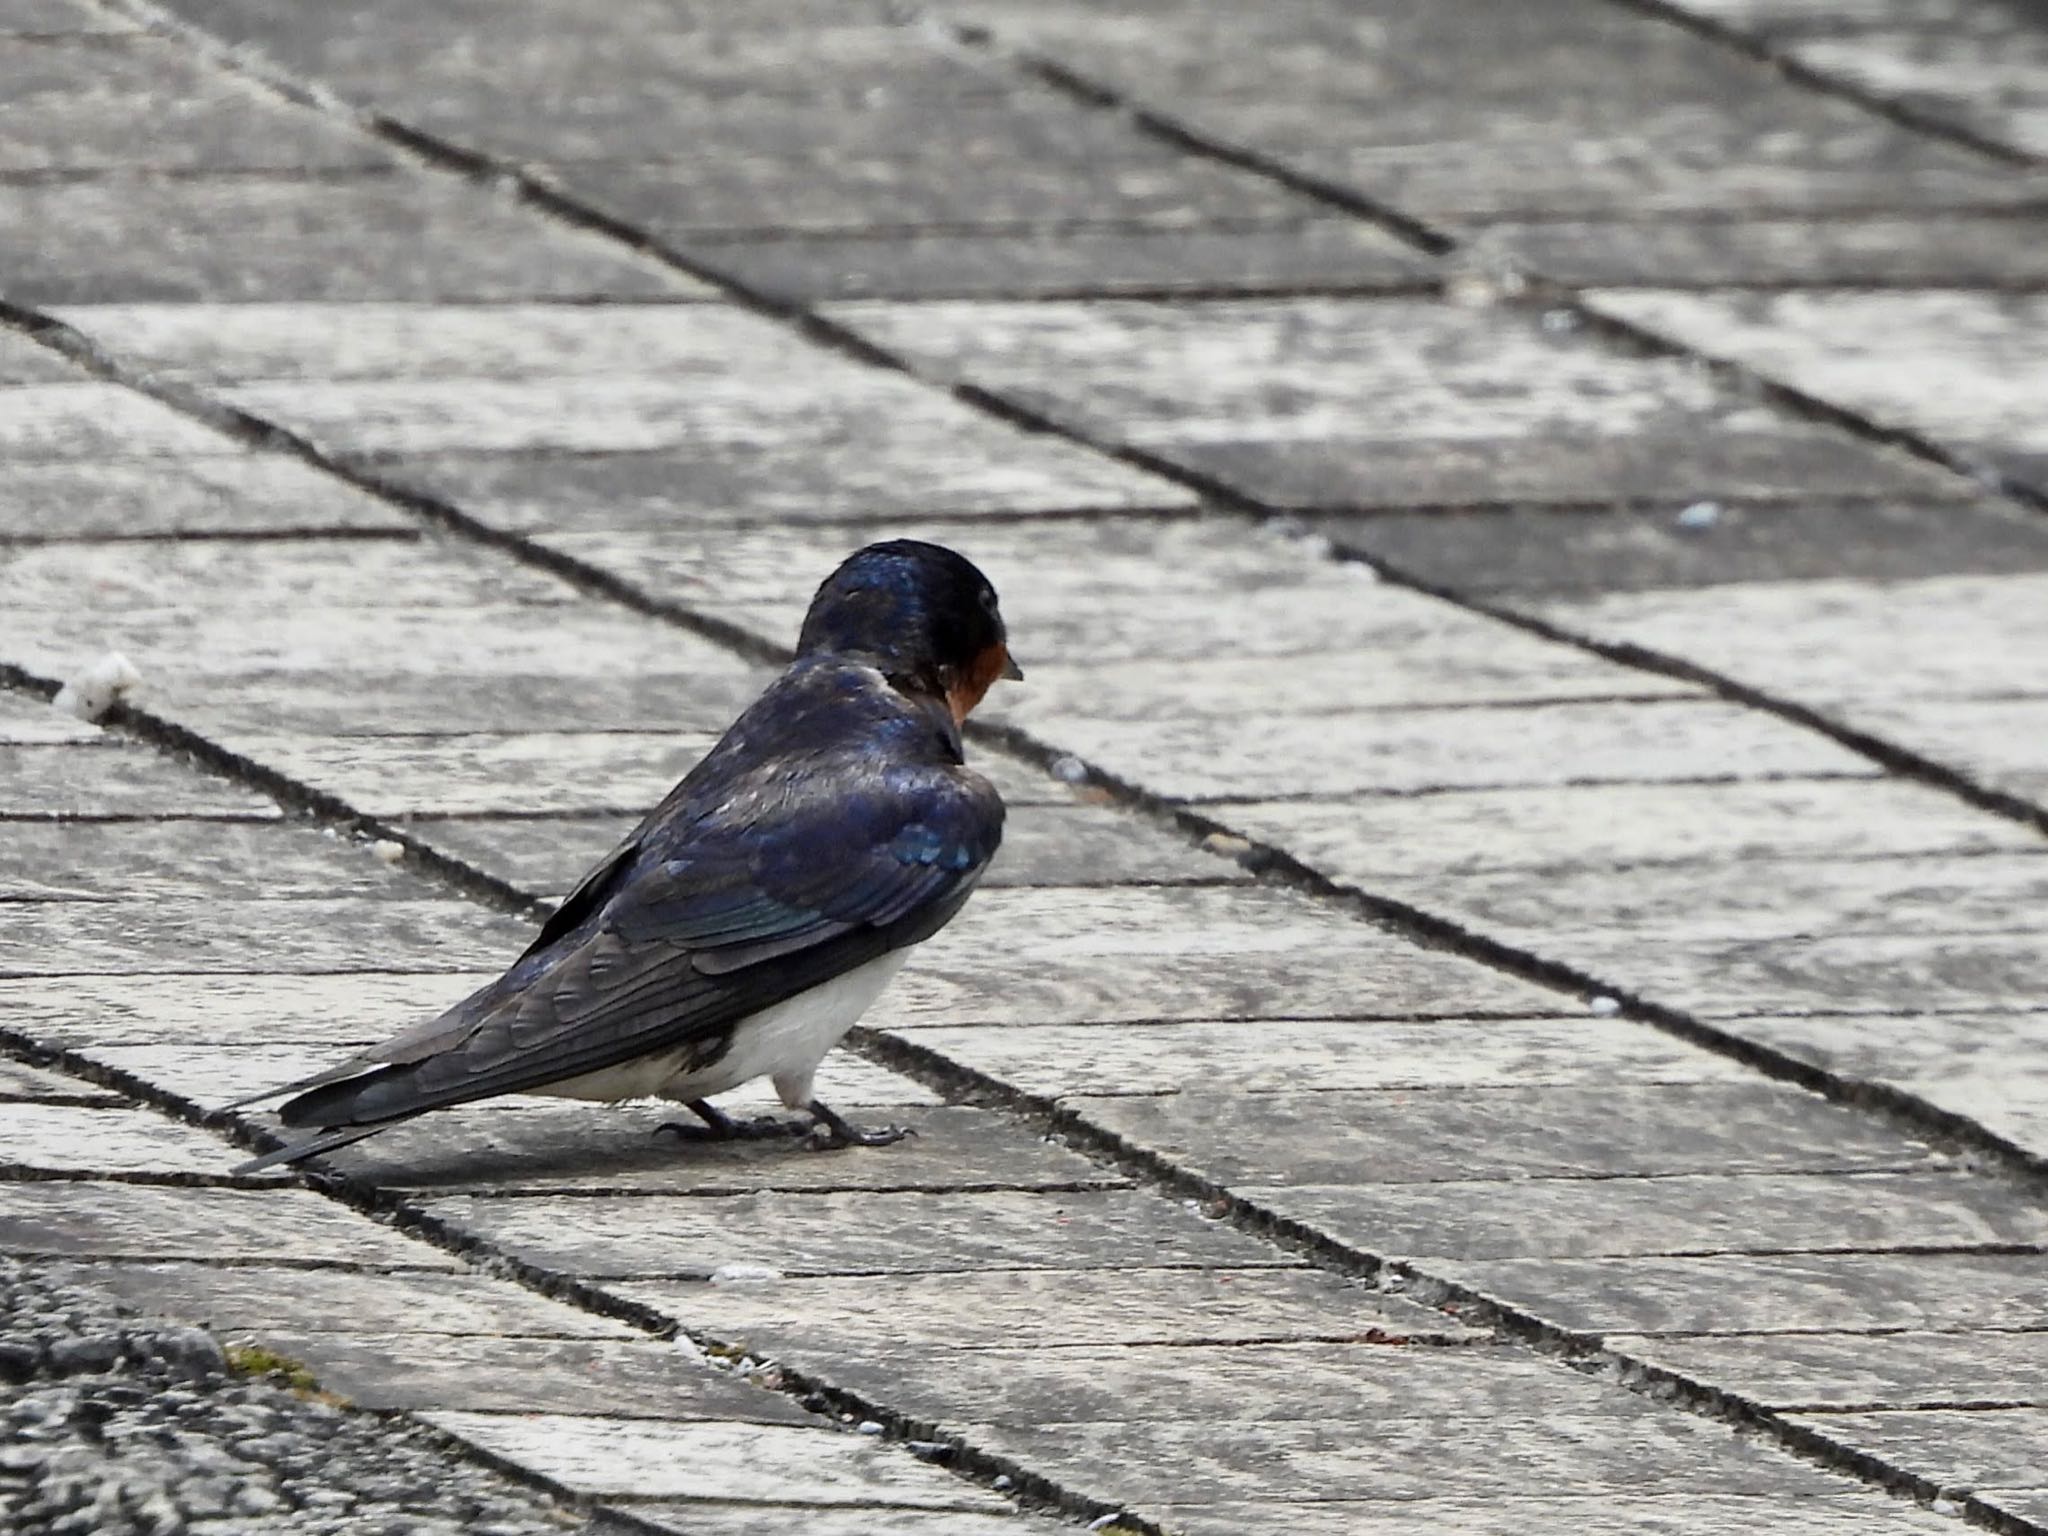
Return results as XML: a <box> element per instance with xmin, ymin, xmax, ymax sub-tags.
<box><xmin>0</xmin><ymin>818</ymin><xmax>461</xmax><ymax>900</ymax></box>
<box><xmin>687</xmin><ymin>220</ymin><xmax>1431</xmax><ymax>301</ymax></box>
<box><xmin>3</xmin><ymin>0</ymin><xmax>139</xmax><ymax>34</ymax></box>
<box><xmin>624</xmin><ymin>1266</ymin><xmax>1479</xmax><ymax>1352</ymax></box>
<box><xmin>622</xmin><ymin>1507</ymin><xmax>1067</xmax><ymax>1536</ymax></box>
<box><xmin>810</xmin><ymin>1341</ymin><xmax>1625</xmax><ymax>1426</ymax></box>
<box><xmin>964</xmin><ymin>1413</ymin><xmax>1843</xmax><ymax>1505</ymax></box>
<box><xmin>1325</xmin><ymin>496</ymin><xmax>2048</xmax><ymax>598</ymax></box>
<box><xmin>1587</xmin><ymin>291</ymin><xmax>2048</xmax><ymax>489</ymax></box>
<box><xmin>423</xmin><ymin>1187</ymin><xmax>1288</xmax><ymax>1280</ymax></box>
<box><xmin>1081</xmin><ymin>1082</ymin><xmax>1943</xmax><ymax>1186</ymax></box>
<box><xmin>257</xmin><ymin>1330</ymin><xmax>816</xmax><ymax>1420</ymax></box>
<box><xmin>1260</xmin><ymin>1171</ymin><xmax>2048</xmax><ymax>1262</ymax></box>
<box><xmin>0</xmin><ymin>1182</ymin><xmax>457</xmax><ymax>1266</ymax></box>
<box><xmin>0</xmin><ymin>1057</ymin><xmax>121</xmax><ymax>1103</ymax></box>
<box><xmin>1792</xmin><ymin>1409</ymin><xmax>2048</xmax><ymax>1491</ymax></box>
<box><xmin>898</xmin><ymin>885</ymin><xmax>1565</xmax><ymax>1025</ymax></box>
<box><xmin>1833</xmin><ymin>696</ymin><xmax>2048</xmax><ymax>807</ymax></box>
<box><xmin>829</xmin><ymin>298</ymin><xmax>1951</xmax><ymax>508</ymax></box>
<box><xmin>904</xmin><ymin>1018</ymin><xmax>1745</xmax><ymax>1099</ymax></box>
<box><xmin>1156</xmin><ymin>1494</ymin><xmax>1956</xmax><ymax>1536</ymax></box>
<box><xmin>0</xmin><ymin>692</ymin><xmax>101</xmax><ymax>745</ymax></box>
<box><xmin>0</xmin><ymin>742</ymin><xmax>279</xmax><ymax>817</ymax></box>
<box><xmin>1615</xmin><ymin>1330</ymin><xmax>2048</xmax><ymax>1410</ymax></box>
<box><xmin>1602</xmin><ymin>932</ymin><xmax>2048</xmax><ymax>1018</ymax></box>
<box><xmin>0</xmin><ymin>382</ymin><xmax>241</xmax><ymax>460</ymax></box>
<box><xmin>0</xmin><ymin>896</ymin><xmax>528</xmax><ymax>975</ymax></box>
<box><xmin>0</xmin><ymin>456</ymin><xmax>416</xmax><ymax>537</ymax></box>
<box><xmin>334</xmin><ymin>1106</ymin><xmax>1117</xmax><ymax>1197</ymax></box>
<box><xmin>1431</xmin><ymin>1252</ymin><xmax>2048</xmax><ymax>1336</ymax></box>
<box><xmin>0</xmin><ymin>173</ymin><xmax>690</xmax><ymax>304</ymax></box>
<box><xmin>422</xmin><ymin>1411</ymin><xmax>1010</xmax><ymax>1509</ymax></box>
<box><xmin>43</xmin><ymin>1259</ymin><xmax>637</xmax><ymax>1337</ymax></box>
<box><xmin>0</xmin><ymin>970</ymin><xmax>486</xmax><ymax>1047</ymax></box>
<box><xmin>0</xmin><ymin>332</ymin><xmax>91</xmax><ymax>385</ymax></box>
<box><xmin>0</xmin><ymin>36</ymin><xmax>392</xmax><ymax>173</ymax></box>
<box><xmin>1213</xmin><ymin>777</ymin><xmax>2042</xmax><ymax>880</ymax></box>
<box><xmin>1532</xmin><ymin>573</ymin><xmax>2048</xmax><ymax>703</ymax></box>
<box><xmin>0</xmin><ymin>1102</ymin><xmax>252</xmax><ymax>1176</ymax></box>
<box><xmin>1412</xmin><ymin>853</ymin><xmax>2048</xmax><ymax>946</ymax></box>
<box><xmin>1039</xmin><ymin>698</ymin><xmax>1873</xmax><ymax>801</ymax></box>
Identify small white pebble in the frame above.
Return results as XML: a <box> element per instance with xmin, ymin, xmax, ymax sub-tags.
<box><xmin>992</xmin><ymin>1474</ymin><xmax>1014</xmax><ymax>1491</ymax></box>
<box><xmin>856</xmin><ymin>1420</ymin><xmax>885</xmax><ymax>1436</ymax></box>
<box><xmin>52</xmin><ymin>651</ymin><xmax>142</xmax><ymax>723</ymax></box>
<box><xmin>1675</xmin><ymin>499</ymin><xmax>1722</xmax><ymax>531</ymax></box>
<box><xmin>1049</xmin><ymin>754</ymin><xmax>1089</xmax><ymax>785</ymax></box>
<box><xmin>1932</xmin><ymin>1498</ymin><xmax>1965</xmax><ymax>1517</ymax></box>
<box><xmin>1345</xmin><ymin>560</ymin><xmax>1382</xmax><ymax>583</ymax></box>
<box><xmin>1088</xmin><ymin>1515</ymin><xmax>1130</xmax><ymax>1532</ymax></box>
<box><xmin>1588</xmin><ymin>995</ymin><xmax>1623</xmax><ymax>1017</ymax></box>
<box><xmin>1201</xmin><ymin>831</ymin><xmax>1253</xmax><ymax>859</ymax></box>
<box><xmin>1541</xmin><ymin>308</ymin><xmax>1577</xmax><ymax>333</ymax></box>
<box><xmin>709</xmin><ymin>1262</ymin><xmax>783</xmax><ymax>1286</ymax></box>
<box><xmin>369</xmin><ymin>839</ymin><xmax>405</xmax><ymax>866</ymax></box>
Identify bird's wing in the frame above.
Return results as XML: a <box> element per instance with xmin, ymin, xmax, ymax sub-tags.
<box><xmin>277</xmin><ymin>760</ymin><xmax>1003</xmax><ymax>1130</ymax></box>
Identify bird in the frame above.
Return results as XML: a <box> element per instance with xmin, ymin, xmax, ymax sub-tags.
<box><xmin>229</xmin><ymin>539</ymin><xmax>1019</xmax><ymax>1174</ymax></box>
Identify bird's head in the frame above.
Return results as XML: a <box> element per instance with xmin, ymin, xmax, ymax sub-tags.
<box><xmin>797</xmin><ymin>540</ymin><xmax>1022</xmax><ymax>723</ymax></box>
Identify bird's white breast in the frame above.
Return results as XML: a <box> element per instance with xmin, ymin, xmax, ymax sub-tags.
<box><xmin>536</xmin><ymin>948</ymin><xmax>912</xmax><ymax>1106</ymax></box>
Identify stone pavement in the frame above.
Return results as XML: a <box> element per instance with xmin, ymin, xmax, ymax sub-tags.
<box><xmin>2</xmin><ymin>0</ymin><xmax>2047</xmax><ymax>1532</ymax></box>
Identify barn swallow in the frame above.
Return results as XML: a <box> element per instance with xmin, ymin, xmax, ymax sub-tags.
<box><xmin>231</xmin><ymin>540</ymin><xmax>1018</xmax><ymax>1173</ymax></box>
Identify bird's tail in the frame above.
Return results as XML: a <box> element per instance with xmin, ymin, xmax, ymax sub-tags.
<box><xmin>231</xmin><ymin>1121</ymin><xmax>392</xmax><ymax>1176</ymax></box>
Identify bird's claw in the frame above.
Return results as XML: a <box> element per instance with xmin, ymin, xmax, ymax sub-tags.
<box><xmin>805</xmin><ymin>1118</ymin><xmax>918</xmax><ymax>1151</ymax></box>
<box><xmin>654</xmin><ymin>1114</ymin><xmax>807</xmax><ymax>1143</ymax></box>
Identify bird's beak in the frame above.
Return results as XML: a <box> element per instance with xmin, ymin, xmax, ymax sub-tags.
<box><xmin>1000</xmin><ymin>650</ymin><xmax>1024</xmax><ymax>682</ymax></box>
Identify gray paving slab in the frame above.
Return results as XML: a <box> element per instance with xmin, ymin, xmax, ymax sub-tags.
<box><xmin>421</xmin><ymin>1187</ymin><xmax>1292</xmax><ymax>1280</ymax></box>
<box><xmin>422</xmin><ymin>1410</ymin><xmax>1014</xmax><ymax>1509</ymax></box>
<box><xmin>1153</xmin><ymin>1494</ymin><xmax>1958</xmax><ymax>1536</ymax></box>
<box><xmin>0</xmin><ymin>1182</ymin><xmax>458</xmax><ymax>1267</ymax></box>
<box><xmin>0</xmin><ymin>381</ymin><xmax>242</xmax><ymax>460</ymax></box>
<box><xmin>1616</xmin><ymin>1329</ymin><xmax>2048</xmax><ymax>1410</ymax></box>
<box><xmin>1079</xmin><ymin>1082</ymin><xmax>1945</xmax><ymax>1186</ymax></box>
<box><xmin>0</xmin><ymin>1057</ymin><xmax>122</xmax><ymax>1103</ymax></box>
<box><xmin>3</xmin><ymin>0</ymin><xmax>140</xmax><ymax>33</ymax></box>
<box><xmin>0</xmin><ymin>173</ymin><xmax>691</xmax><ymax>303</ymax></box>
<box><xmin>1259</xmin><ymin>1170</ymin><xmax>2048</xmax><ymax>1261</ymax></box>
<box><xmin>0</xmin><ymin>690</ymin><xmax>102</xmax><ymax>744</ymax></box>
<box><xmin>830</xmin><ymin>297</ymin><xmax>1949</xmax><ymax>509</ymax></box>
<box><xmin>620</xmin><ymin>1266</ymin><xmax>1482</xmax><ymax>1352</ymax></box>
<box><xmin>963</xmin><ymin>1413</ymin><xmax>1846</xmax><ymax>1505</ymax></box>
<box><xmin>1213</xmin><ymin>777</ymin><xmax>2045</xmax><ymax>879</ymax></box>
<box><xmin>0</xmin><ymin>970</ymin><xmax>487</xmax><ymax>1048</ymax></box>
<box><xmin>1429</xmin><ymin>1252</ymin><xmax>2048</xmax><ymax>1336</ymax></box>
<box><xmin>1834</xmin><ymin>695</ymin><xmax>2048</xmax><ymax>806</ymax></box>
<box><xmin>0</xmin><ymin>456</ymin><xmax>416</xmax><ymax>537</ymax></box>
<box><xmin>619</xmin><ymin>1509</ymin><xmax>1073</xmax><ymax>1536</ymax></box>
<box><xmin>1792</xmin><ymin>1408</ymin><xmax>2048</xmax><ymax>1492</ymax></box>
<box><xmin>0</xmin><ymin>741</ymin><xmax>279</xmax><ymax>818</ymax></box>
<box><xmin>0</xmin><ymin>1101</ymin><xmax>256</xmax><ymax>1177</ymax></box>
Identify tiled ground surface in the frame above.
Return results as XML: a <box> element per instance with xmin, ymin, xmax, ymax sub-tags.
<box><xmin>4</xmin><ymin>0</ymin><xmax>2048</xmax><ymax>1533</ymax></box>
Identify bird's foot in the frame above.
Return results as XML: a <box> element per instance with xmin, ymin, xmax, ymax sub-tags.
<box><xmin>804</xmin><ymin>1099</ymin><xmax>918</xmax><ymax>1151</ymax></box>
<box><xmin>655</xmin><ymin>1100</ymin><xmax>808</xmax><ymax>1143</ymax></box>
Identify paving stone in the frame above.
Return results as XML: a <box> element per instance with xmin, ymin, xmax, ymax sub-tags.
<box><xmin>904</xmin><ymin>1018</ymin><xmax>1743</xmax><ymax>1099</ymax></box>
<box><xmin>0</xmin><ymin>895</ymin><xmax>529</xmax><ymax>975</ymax></box>
<box><xmin>0</xmin><ymin>173</ymin><xmax>688</xmax><ymax>303</ymax></box>
<box><xmin>406</xmin><ymin>801</ymin><xmax>1241</xmax><ymax>900</ymax></box>
<box><xmin>0</xmin><ymin>817</ymin><xmax>466</xmax><ymax>900</ymax></box>
<box><xmin>1080</xmin><ymin>1082</ymin><xmax>1944</xmax><ymax>1186</ymax></box>
<box><xmin>0</xmin><ymin>1057</ymin><xmax>121</xmax><ymax>1103</ymax></box>
<box><xmin>619</xmin><ymin>1508</ymin><xmax>1069</xmax><ymax>1536</ymax></box>
<box><xmin>0</xmin><ymin>382</ymin><xmax>242</xmax><ymax>460</ymax></box>
<box><xmin>0</xmin><ymin>691</ymin><xmax>102</xmax><ymax>745</ymax></box>
<box><xmin>1413</xmin><ymin>853</ymin><xmax>2048</xmax><ymax>946</ymax></box>
<box><xmin>900</xmin><ymin>886</ymin><xmax>1566</xmax><ymax>1024</ymax></box>
<box><xmin>1587</xmin><ymin>290</ymin><xmax>2048</xmax><ymax>490</ymax></box>
<box><xmin>1980</xmin><ymin>1490</ymin><xmax>2048</xmax><ymax>1527</ymax></box>
<box><xmin>0</xmin><ymin>1181</ymin><xmax>457</xmax><ymax>1266</ymax></box>
<box><xmin>624</xmin><ymin>1265</ymin><xmax>1479</xmax><ymax>1352</ymax></box>
<box><xmin>1530</xmin><ymin>573</ymin><xmax>2048</xmax><ymax>703</ymax></box>
<box><xmin>1324</xmin><ymin>496</ymin><xmax>2048</xmax><ymax>598</ymax></box>
<box><xmin>1733</xmin><ymin>1011</ymin><xmax>2048</xmax><ymax>1161</ymax></box>
<box><xmin>4</xmin><ymin>0</ymin><xmax>140</xmax><ymax>33</ymax></box>
<box><xmin>332</xmin><ymin>1106</ymin><xmax>1117</xmax><ymax>1197</ymax></box>
<box><xmin>1793</xmin><ymin>1408</ymin><xmax>2048</xmax><ymax>1491</ymax></box>
<box><xmin>1430</xmin><ymin>1252</ymin><xmax>2048</xmax><ymax>1335</ymax></box>
<box><xmin>0</xmin><ymin>35</ymin><xmax>393</xmax><ymax>173</ymax></box>
<box><xmin>686</xmin><ymin>219</ymin><xmax>1431</xmax><ymax>301</ymax></box>
<box><xmin>422</xmin><ymin>1187</ymin><xmax>1289</xmax><ymax>1280</ymax></box>
<box><xmin>41</xmin><ymin>1258</ymin><xmax>639</xmax><ymax>1337</ymax></box>
<box><xmin>830</xmin><ymin>297</ymin><xmax>1948</xmax><ymax>509</ymax></box>
<box><xmin>0</xmin><ymin>970</ymin><xmax>487</xmax><ymax>1047</ymax></box>
<box><xmin>0</xmin><ymin>742</ymin><xmax>279</xmax><ymax>818</ymax></box>
<box><xmin>1048</xmin><ymin>697</ymin><xmax>1874</xmax><ymax>801</ymax></box>
<box><xmin>422</xmin><ymin>1411</ymin><xmax>1012</xmax><ymax>1509</ymax></box>
<box><xmin>1259</xmin><ymin>1170</ymin><xmax>2048</xmax><ymax>1262</ymax></box>
<box><xmin>964</xmin><ymin>1413</ymin><xmax>1844</xmax><ymax>1506</ymax></box>
<box><xmin>1615</xmin><ymin>1330</ymin><xmax>2048</xmax><ymax>1410</ymax></box>
<box><xmin>0</xmin><ymin>456</ymin><xmax>416</xmax><ymax>538</ymax></box>
<box><xmin>0</xmin><ymin>332</ymin><xmax>92</xmax><ymax>385</ymax></box>
<box><xmin>1212</xmin><ymin>777</ymin><xmax>2043</xmax><ymax>880</ymax></box>
<box><xmin>1603</xmin><ymin>932</ymin><xmax>2048</xmax><ymax>1018</ymax></box>
<box><xmin>1832</xmin><ymin>696</ymin><xmax>2048</xmax><ymax>807</ymax></box>
<box><xmin>1153</xmin><ymin>1494</ymin><xmax>1957</xmax><ymax>1536</ymax></box>
<box><xmin>805</xmin><ymin>1341</ymin><xmax>1628</xmax><ymax>1426</ymax></box>
<box><xmin>253</xmin><ymin>1331</ymin><xmax>817</xmax><ymax>1421</ymax></box>
<box><xmin>0</xmin><ymin>1102</ymin><xmax>252</xmax><ymax>1177</ymax></box>
<box><xmin>1461</xmin><ymin>213</ymin><xmax>2048</xmax><ymax>287</ymax></box>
